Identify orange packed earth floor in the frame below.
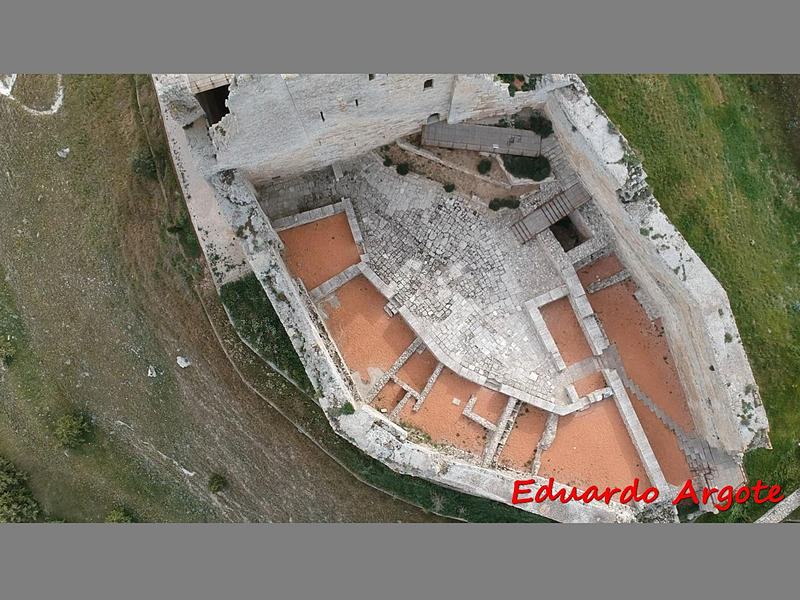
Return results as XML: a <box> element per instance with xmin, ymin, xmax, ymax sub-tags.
<box><xmin>499</xmin><ymin>405</ymin><xmax>549</xmax><ymax>471</ymax></box>
<box><xmin>577</xmin><ymin>253</ymin><xmax>625</xmax><ymax>288</ymax></box>
<box><xmin>396</xmin><ymin>349</ymin><xmax>439</xmax><ymax>393</ymax></box>
<box><xmin>539</xmin><ymin>296</ymin><xmax>593</xmax><ymax>366</ymax></box>
<box><xmin>278</xmin><ymin>212</ymin><xmax>361</xmax><ymax>290</ymax></box>
<box><xmin>394</xmin><ymin>368</ymin><xmax>509</xmax><ymax>455</ymax></box>
<box><xmin>539</xmin><ymin>400</ymin><xmax>651</xmax><ymax>490</ymax></box>
<box><xmin>322</xmin><ymin>275</ymin><xmax>417</xmax><ymax>385</ymax></box>
<box><xmin>319</xmin><ymin>273</ymin><xmax>506</xmax><ymax>457</ymax></box>
<box><xmin>373</xmin><ymin>380</ymin><xmax>407</xmax><ymax>414</ymax></box>
<box><xmin>583</xmin><ymin>274</ymin><xmax>696</xmax><ymax>433</ymax></box>
<box><xmin>629</xmin><ymin>391</ymin><xmax>692</xmax><ymax>486</ymax></box>
<box><xmin>573</xmin><ymin>372</ymin><xmax>607</xmax><ymax>397</ymax></box>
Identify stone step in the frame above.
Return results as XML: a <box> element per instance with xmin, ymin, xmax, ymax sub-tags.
<box><xmin>490</xmin><ymin>400</ymin><xmax>523</xmax><ymax>466</ymax></box>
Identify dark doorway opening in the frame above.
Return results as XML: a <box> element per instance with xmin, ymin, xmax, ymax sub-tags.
<box><xmin>195</xmin><ymin>85</ymin><xmax>230</xmax><ymax>126</ymax></box>
<box><xmin>423</xmin><ymin>78</ymin><xmax>433</xmax><ymax>90</ymax></box>
<box><xmin>427</xmin><ymin>113</ymin><xmax>441</xmax><ymax>124</ymax></box>
<box><xmin>549</xmin><ymin>214</ymin><xmax>587</xmax><ymax>252</ymax></box>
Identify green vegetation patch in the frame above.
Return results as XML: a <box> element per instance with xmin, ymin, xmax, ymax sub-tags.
<box><xmin>0</xmin><ymin>456</ymin><xmax>41</xmax><ymax>523</ymax></box>
<box><xmin>501</xmin><ymin>155</ymin><xmax>551</xmax><ymax>181</ymax></box>
<box><xmin>208</xmin><ymin>473</ymin><xmax>227</xmax><ymax>493</ymax></box>
<box><xmin>219</xmin><ymin>273</ymin><xmax>313</xmax><ymax>393</ymax></box>
<box><xmin>105</xmin><ymin>507</ymin><xmax>135</xmax><ymax>523</ymax></box>
<box><xmin>477</xmin><ymin>158</ymin><xmax>492</xmax><ymax>174</ymax></box>
<box><xmin>514</xmin><ymin>110</ymin><xmax>553</xmax><ymax>138</ymax></box>
<box><xmin>54</xmin><ymin>414</ymin><xmax>92</xmax><ymax>449</ymax></box>
<box><xmin>582</xmin><ymin>74</ymin><xmax>800</xmax><ymax>522</ymax></box>
<box><xmin>489</xmin><ymin>197</ymin><xmax>521</xmax><ymax>211</ymax></box>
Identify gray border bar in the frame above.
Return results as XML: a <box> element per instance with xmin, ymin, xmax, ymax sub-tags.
<box><xmin>0</xmin><ymin>524</ymin><xmax>797</xmax><ymax>599</ymax></box>
<box><xmin>1</xmin><ymin>1</ymin><xmax>799</xmax><ymax>72</ymax></box>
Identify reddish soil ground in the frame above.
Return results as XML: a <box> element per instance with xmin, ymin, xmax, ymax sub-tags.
<box><xmin>540</xmin><ymin>297</ymin><xmax>593</xmax><ymax>366</ymax></box>
<box><xmin>629</xmin><ymin>391</ymin><xmax>692</xmax><ymax>486</ymax></box>
<box><xmin>498</xmin><ymin>405</ymin><xmax>549</xmax><ymax>471</ymax></box>
<box><xmin>278</xmin><ymin>212</ymin><xmax>361</xmax><ymax>290</ymax></box>
<box><xmin>396</xmin><ymin>349</ymin><xmax>439</xmax><ymax>392</ymax></box>
<box><xmin>372</xmin><ymin>381</ymin><xmax>407</xmax><ymax>414</ymax></box>
<box><xmin>322</xmin><ymin>276</ymin><xmax>417</xmax><ymax>384</ymax></box>
<box><xmin>573</xmin><ymin>372</ymin><xmax>607</xmax><ymax>397</ymax></box>
<box><xmin>396</xmin><ymin>368</ymin><xmax>508</xmax><ymax>456</ymax></box>
<box><xmin>577</xmin><ymin>253</ymin><xmax>625</xmax><ymax>288</ymax></box>
<box><xmin>585</xmin><ymin>276</ymin><xmax>695</xmax><ymax>433</ymax></box>
<box><xmin>539</xmin><ymin>400</ymin><xmax>650</xmax><ymax>490</ymax></box>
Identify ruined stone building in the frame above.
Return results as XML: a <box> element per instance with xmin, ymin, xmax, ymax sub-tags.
<box><xmin>155</xmin><ymin>74</ymin><xmax>770</xmax><ymax>522</ymax></box>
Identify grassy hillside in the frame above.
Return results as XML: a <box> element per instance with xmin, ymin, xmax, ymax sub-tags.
<box><xmin>0</xmin><ymin>75</ymin><xmax>443</xmax><ymax>523</ymax></box>
<box><xmin>582</xmin><ymin>75</ymin><xmax>800</xmax><ymax>522</ymax></box>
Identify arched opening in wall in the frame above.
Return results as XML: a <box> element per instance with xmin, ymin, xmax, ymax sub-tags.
<box><xmin>427</xmin><ymin>113</ymin><xmax>441</xmax><ymax>124</ymax></box>
<box><xmin>194</xmin><ymin>84</ymin><xmax>230</xmax><ymax>126</ymax></box>
<box><xmin>423</xmin><ymin>78</ymin><xmax>433</xmax><ymax>90</ymax></box>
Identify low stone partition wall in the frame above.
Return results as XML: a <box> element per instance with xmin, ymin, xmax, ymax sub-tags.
<box><xmin>208</xmin><ymin>168</ymin><xmax>638</xmax><ymax>523</ymax></box>
<box><xmin>271</xmin><ymin>201</ymin><xmax>345</xmax><ymax>232</ymax></box>
<box><xmin>603</xmin><ymin>369</ymin><xmax>671</xmax><ymax>496</ymax></box>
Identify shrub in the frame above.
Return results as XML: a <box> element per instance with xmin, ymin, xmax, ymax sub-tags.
<box><xmin>105</xmin><ymin>508</ymin><xmax>135</xmax><ymax>523</ymax></box>
<box><xmin>340</xmin><ymin>401</ymin><xmax>356</xmax><ymax>415</ymax></box>
<box><xmin>383</xmin><ymin>157</ymin><xmax>393</xmax><ymax>167</ymax></box>
<box><xmin>477</xmin><ymin>159</ymin><xmax>492</xmax><ymax>174</ymax></box>
<box><xmin>497</xmin><ymin>74</ymin><xmax>516</xmax><ymax>84</ymax></box>
<box><xmin>219</xmin><ymin>274</ymin><xmax>313</xmax><ymax>393</ymax></box>
<box><xmin>724</xmin><ymin>332</ymin><xmax>733</xmax><ymax>343</ymax></box>
<box><xmin>208</xmin><ymin>473</ymin><xmax>227</xmax><ymax>493</ymax></box>
<box><xmin>0</xmin><ymin>336</ymin><xmax>14</xmax><ymax>365</ymax></box>
<box><xmin>489</xmin><ymin>197</ymin><xmax>521</xmax><ymax>211</ymax></box>
<box><xmin>0</xmin><ymin>456</ymin><xmax>41</xmax><ymax>523</ymax></box>
<box><xmin>131</xmin><ymin>149</ymin><xmax>158</xmax><ymax>180</ymax></box>
<box><xmin>507</xmin><ymin>84</ymin><xmax>516</xmax><ymax>97</ymax></box>
<box><xmin>54</xmin><ymin>414</ymin><xmax>91</xmax><ymax>448</ymax></box>
<box><xmin>528</xmin><ymin>110</ymin><xmax>553</xmax><ymax>137</ymax></box>
<box><xmin>396</xmin><ymin>163</ymin><xmax>410</xmax><ymax>176</ymax></box>
<box><xmin>443</xmin><ymin>183</ymin><xmax>455</xmax><ymax>193</ymax></box>
<box><xmin>520</xmin><ymin>74</ymin><xmax>540</xmax><ymax>92</ymax></box>
<box><xmin>501</xmin><ymin>155</ymin><xmax>551</xmax><ymax>181</ymax></box>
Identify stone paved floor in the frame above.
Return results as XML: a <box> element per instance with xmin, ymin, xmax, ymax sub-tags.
<box><xmin>339</xmin><ymin>154</ymin><xmax>571</xmax><ymax>402</ymax></box>
<box><xmin>259</xmin><ymin>148</ymin><xmax>607</xmax><ymax>407</ymax></box>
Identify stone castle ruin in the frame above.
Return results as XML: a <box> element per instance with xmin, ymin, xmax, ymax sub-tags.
<box><xmin>155</xmin><ymin>73</ymin><xmax>770</xmax><ymax>522</ymax></box>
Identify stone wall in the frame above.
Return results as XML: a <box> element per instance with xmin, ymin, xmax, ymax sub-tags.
<box><xmin>207</xmin><ymin>168</ymin><xmax>638</xmax><ymax>523</ymax></box>
<box><xmin>543</xmin><ymin>80</ymin><xmax>770</xmax><ymax>457</ymax></box>
<box><xmin>155</xmin><ymin>72</ymin><xmax>768</xmax><ymax>520</ymax></box>
<box><xmin>158</xmin><ymin>73</ymin><xmax>573</xmax><ymax>184</ymax></box>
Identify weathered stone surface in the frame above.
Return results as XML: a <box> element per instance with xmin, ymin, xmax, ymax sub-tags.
<box><xmin>154</xmin><ymin>72</ymin><xmax>769</xmax><ymax>522</ymax></box>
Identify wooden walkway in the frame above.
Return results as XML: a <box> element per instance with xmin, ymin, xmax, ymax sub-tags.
<box><xmin>511</xmin><ymin>183</ymin><xmax>593</xmax><ymax>244</ymax></box>
<box><xmin>187</xmin><ymin>74</ymin><xmax>233</xmax><ymax>94</ymax></box>
<box><xmin>421</xmin><ymin>121</ymin><xmax>558</xmax><ymax>157</ymax></box>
